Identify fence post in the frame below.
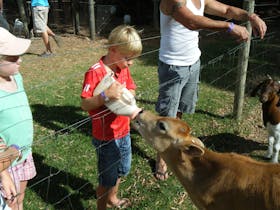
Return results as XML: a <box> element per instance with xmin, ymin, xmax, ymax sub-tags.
<box><xmin>153</xmin><ymin>0</ymin><xmax>160</xmax><ymax>30</ymax></box>
<box><xmin>16</xmin><ymin>0</ymin><xmax>29</xmax><ymax>37</ymax></box>
<box><xmin>72</xmin><ymin>0</ymin><xmax>80</xmax><ymax>35</ymax></box>
<box><xmin>233</xmin><ymin>0</ymin><xmax>254</xmax><ymax>120</ymax></box>
<box><xmin>88</xmin><ymin>0</ymin><xmax>95</xmax><ymax>40</ymax></box>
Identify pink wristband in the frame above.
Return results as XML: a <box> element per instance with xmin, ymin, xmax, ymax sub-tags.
<box><xmin>227</xmin><ymin>22</ymin><xmax>234</xmax><ymax>33</ymax></box>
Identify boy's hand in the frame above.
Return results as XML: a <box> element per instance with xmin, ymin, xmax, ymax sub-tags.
<box><xmin>105</xmin><ymin>82</ymin><xmax>125</xmax><ymax>100</ymax></box>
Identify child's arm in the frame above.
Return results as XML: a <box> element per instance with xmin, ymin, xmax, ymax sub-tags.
<box><xmin>0</xmin><ymin>170</ymin><xmax>17</xmax><ymax>206</ymax></box>
<box><xmin>0</xmin><ymin>139</ymin><xmax>20</xmax><ymax>172</ymax></box>
<box><xmin>81</xmin><ymin>94</ymin><xmax>105</xmax><ymax>111</ymax></box>
<box><xmin>81</xmin><ymin>82</ymin><xmax>125</xmax><ymax>111</ymax></box>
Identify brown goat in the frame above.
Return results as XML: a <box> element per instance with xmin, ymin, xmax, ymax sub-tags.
<box><xmin>134</xmin><ymin>110</ymin><xmax>280</xmax><ymax>210</ymax></box>
<box><xmin>252</xmin><ymin>77</ymin><xmax>280</xmax><ymax>162</ymax></box>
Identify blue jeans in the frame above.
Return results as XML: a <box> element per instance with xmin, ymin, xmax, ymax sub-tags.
<box><xmin>156</xmin><ymin>59</ymin><xmax>200</xmax><ymax>117</ymax></box>
<box><xmin>92</xmin><ymin>134</ymin><xmax>132</xmax><ymax>187</ymax></box>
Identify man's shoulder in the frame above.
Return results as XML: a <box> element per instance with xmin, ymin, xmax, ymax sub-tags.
<box><xmin>160</xmin><ymin>0</ymin><xmax>186</xmax><ymax>16</ymax></box>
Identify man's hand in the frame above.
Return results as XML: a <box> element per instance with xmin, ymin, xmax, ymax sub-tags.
<box><xmin>249</xmin><ymin>13</ymin><xmax>267</xmax><ymax>39</ymax></box>
<box><xmin>229</xmin><ymin>24</ymin><xmax>250</xmax><ymax>42</ymax></box>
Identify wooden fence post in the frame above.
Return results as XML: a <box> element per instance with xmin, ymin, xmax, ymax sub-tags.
<box><xmin>72</xmin><ymin>0</ymin><xmax>80</xmax><ymax>35</ymax></box>
<box><xmin>153</xmin><ymin>0</ymin><xmax>160</xmax><ymax>30</ymax></box>
<box><xmin>16</xmin><ymin>0</ymin><xmax>29</xmax><ymax>37</ymax></box>
<box><xmin>233</xmin><ymin>0</ymin><xmax>254</xmax><ymax>120</ymax></box>
<box><xmin>88</xmin><ymin>0</ymin><xmax>95</xmax><ymax>40</ymax></box>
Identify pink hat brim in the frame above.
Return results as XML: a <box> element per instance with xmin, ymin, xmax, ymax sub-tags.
<box><xmin>0</xmin><ymin>27</ymin><xmax>31</xmax><ymax>56</ymax></box>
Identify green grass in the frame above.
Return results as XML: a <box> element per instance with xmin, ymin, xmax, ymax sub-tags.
<box><xmin>19</xmin><ymin>27</ymin><xmax>279</xmax><ymax>209</ymax></box>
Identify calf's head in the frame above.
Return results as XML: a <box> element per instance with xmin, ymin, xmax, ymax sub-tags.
<box><xmin>133</xmin><ymin>110</ymin><xmax>205</xmax><ymax>157</ymax></box>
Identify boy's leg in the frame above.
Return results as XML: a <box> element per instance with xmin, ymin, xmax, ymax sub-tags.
<box><xmin>93</xmin><ymin>138</ymin><xmax>120</xmax><ymax>210</ymax></box>
<box><xmin>46</xmin><ymin>26</ymin><xmax>62</xmax><ymax>47</ymax></box>
<box><xmin>106</xmin><ymin>177</ymin><xmax>130</xmax><ymax>208</ymax></box>
<box><xmin>96</xmin><ymin>185</ymin><xmax>109</xmax><ymax>210</ymax></box>
<box><xmin>41</xmin><ymin>31</ymin><xmax>52</xmax><ymax>53</ymax></box>
<box><xmin>107</xmin><ymin>178</ymin><xmax>120</xmax><ymax>205</ymax></box>
<box><xmin>46</xmin><ymin>25</ymin><xmax>55</xmax><ymax>37</ymax></box>
<box><xmin>107</xmin><ymin>135</ymin><xmax>131</xmax><ymax>207</ymax></box>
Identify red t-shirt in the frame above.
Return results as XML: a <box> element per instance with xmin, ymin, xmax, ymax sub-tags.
<box><xmin>81</xmin><ymin>58</ymin><xmax>136</xmax><ymax>141</ymax></box>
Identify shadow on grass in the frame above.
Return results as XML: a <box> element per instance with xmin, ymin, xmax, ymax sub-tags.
<box><xmin>195</xmin><ymin>109</ymin><xmax>232</xmax><ymax>119</ymax></box>
<box><xmin>31</xmin><ymin>104</ymin><xmax>91</xmax><ymax>136</ymax></box>
<box><xmin>29</xmin><ymin>153</ymin><xmax>96</xmax><ymax>210</ymax></box>
<box><xmin>200</xmin><ymin>133</ymin><xmax>267</xmax><ymax>154</ymax></box>
<box><xmin>130</xmin><ymin>129</ymin><xmax>157</xmax><ymax>175</ymax></box>
<box><xmin>136</xmin><ymin>98</ymin><xmax>156</xmax><ymax>106</ymax></box>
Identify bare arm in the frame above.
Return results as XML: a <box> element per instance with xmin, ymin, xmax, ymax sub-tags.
<box><xmin>205</xmin><ymin>0</ymin><xmax>267</xmax><ymax>38</ymax></box>
<box><xmin>160</xmin><ymin>0</ymin><xmax>266</xmax><ymax>41</ymax></box>
<box><xmin>81</xmin><ymin>95</ymin><xmax>105</xmax><ymax>111</ymax></box>
<box><xmin>0</xmin><ymin>170</ymin><xmax>17</xmax><ymax>206</ymax></box>
<box><xmin>160</xmin><ymin>0</ymin><xmax>227</xmax><ymax>31</ymax></box>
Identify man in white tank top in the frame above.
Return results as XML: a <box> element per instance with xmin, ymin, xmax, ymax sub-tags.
<box><xmin>155</xmin><ymin>0</ymin><xmax>267</xmax><ymax>180</ymax></box>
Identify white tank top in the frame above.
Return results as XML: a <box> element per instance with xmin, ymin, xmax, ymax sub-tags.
<box><xmin>159</xmin><ymin>0</ymin><xmax>205</xmax><ymax>66</ymax></box>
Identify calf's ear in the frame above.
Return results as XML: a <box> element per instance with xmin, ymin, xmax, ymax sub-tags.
<box><xmin>176</xmin><ymin>136</ymin><xmax>205</xmax><ymax>158</ymax></box>
<box><xmin>182</xmin><ymin>144</ymin><xmax>204</xmax><ymax>157</ymax></box>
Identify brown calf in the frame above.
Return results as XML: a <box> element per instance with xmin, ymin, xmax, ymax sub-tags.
<box><xmin>134</xmin><ymin>110</ymin><xmax>280</xmax><ymax>210</ymax></box>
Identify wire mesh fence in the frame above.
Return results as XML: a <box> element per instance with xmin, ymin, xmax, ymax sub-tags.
<box><xmin>0</xmin><ymin>3</ymin><xmax>279</xmax><ymax>209</ymax></box>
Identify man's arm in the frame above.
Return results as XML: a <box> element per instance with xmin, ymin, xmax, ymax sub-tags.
<box><xmin>160</xmin><ymin>0</ymin><xmax>243</xmax><ymax>32</ymax></box>
<box><xmin>160</xmin><ymin>0</ymin><xmax>266</xmax><ymax>41</ymax></box>
<box><xmin>204</xmin><ymin>0</ymin><xmax>267</xmax><ymax>38</ymax></box>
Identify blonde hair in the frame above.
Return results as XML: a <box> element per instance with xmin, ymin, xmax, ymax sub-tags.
<box><xmin>108</xmin><ymin>25</ymin><xmax>142</xmax><ymax>58</ymax></box>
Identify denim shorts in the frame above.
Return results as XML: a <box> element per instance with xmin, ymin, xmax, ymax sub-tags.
<box><xmin>92</xmin><ymin>134</ymin><xmax>132</xmax><ymax>187</ymax></box>
<box><xmin>156</xmin><ymin>59</ymin><xmax>200</xmax><ymax>117</ymax></box>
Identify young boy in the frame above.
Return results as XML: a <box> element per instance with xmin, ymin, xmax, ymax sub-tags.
<box><xmin>80</xmin><ymin>25</ymin><xmax>142</xmax><ymax>210</ymax></box>
<box><xmin>0</xmin><ymin>27</ymin><xmax>36</xmax><ymax>210</ymax></box>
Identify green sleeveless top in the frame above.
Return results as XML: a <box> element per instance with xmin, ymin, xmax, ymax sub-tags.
<box><xmin>0</xmin><ymin>73</ymin><xmax>33</xmax><ymax>166</ymax></box>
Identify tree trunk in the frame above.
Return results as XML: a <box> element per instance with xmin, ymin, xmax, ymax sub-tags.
<box><xmin>16</xmin><ymin>0</ymin><xmax>30</xmax><ymax>38</ymax></box>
